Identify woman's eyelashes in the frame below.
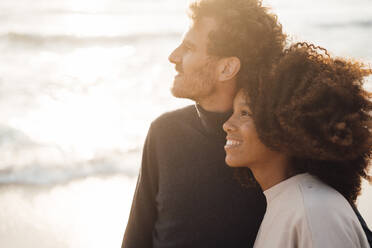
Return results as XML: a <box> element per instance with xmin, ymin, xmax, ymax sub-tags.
<box><xmin>240</xmin><ymin>109</ymin><xmax>252</xmax><ymax>118</ymax></box>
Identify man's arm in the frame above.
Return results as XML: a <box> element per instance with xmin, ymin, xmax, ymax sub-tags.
<box><xmin>122</xmin><ymin>125</ymin><xmax>159</xmax><ymax>248</ymax></box>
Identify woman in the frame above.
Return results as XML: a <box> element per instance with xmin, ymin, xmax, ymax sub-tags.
<box><xmin>223</xmin><ymin>43</ymin><xmax>371</xmax><ymax>247</ymax></box>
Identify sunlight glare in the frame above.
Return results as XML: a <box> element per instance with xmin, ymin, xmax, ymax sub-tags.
<box><xmin>9</xmin><ymin>90</ymin><xmax>136</xmax><ymax>160</ymax></box>
<box><xmin>62</xmin><ymin>46</ymin><xmax>135</xmax><ymax>84</ymax></box>
<box><xmin>65</xmin><ymin>0</ymin><xmax>108</xmax><ymax>14</ymax></box>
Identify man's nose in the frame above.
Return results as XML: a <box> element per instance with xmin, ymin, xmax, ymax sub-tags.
<box><xmin>168</xmin><ymin>47</ymin><xmax>181</xmax><ymax>64</ymax></box>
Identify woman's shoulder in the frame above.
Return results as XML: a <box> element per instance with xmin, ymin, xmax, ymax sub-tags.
<box><xmin>296</xmin><ymin>174</ymin><xmax>368</xmax><ymax>247</ymax></box>
<box><xmin>298</xmin><ymin>174</ymin><xmax>357</xmax><ymax>225</ymax></box>
<box><xmin>298</xmin><ymin>174</ymin><xmax>350</xmax><ymax>211</ymax></box>
<box><xmin>258</xmin><ymin>174</ymin><xmax>369</xmax><ymax>248</ymax></box>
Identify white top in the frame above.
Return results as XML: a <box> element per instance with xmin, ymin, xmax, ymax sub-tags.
<box><xmin>253</xmin><ymin>173</ymin><xmax>370</xmax><ymax>248</ymax></box>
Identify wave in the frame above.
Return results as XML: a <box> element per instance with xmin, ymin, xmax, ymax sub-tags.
<box><xmin>36</xmin><ymin>8</ymin><xmax>183</xmax><ymax>16</ymax></box>
<box><xmin>318</xmin><ymin>20</ymin><xmax>372</xmax><ymax>29</ymax></box>
<box><xmin>0</xmin><ymin>152</ymin><xmax>141</xmax><ymax>186</ymax></box>
<box><xmin>0</xmin><ymin>125</ymin><xmax>141</xmax><ymax>185</ymax></box>
<box><xmin>0</xmin><ymin>32</ymin><xmax>182</xmax><ymax>48</ymax></box>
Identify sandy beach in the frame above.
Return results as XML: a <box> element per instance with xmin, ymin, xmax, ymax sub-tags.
<box><xmin>0</xmin><ymin>175</ymin><xmax>136</xmax><ymax>248</ymax></box>
<box><xmin>0</xmin><ymin>174</ymin><xmax>370</xmax><ymax>248</ymax></box>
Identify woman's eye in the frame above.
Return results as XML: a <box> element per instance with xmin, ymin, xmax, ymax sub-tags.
<box><xmin>240</xmin><ymin>110</ymin><xmax>251</xmax><ymax>117</ymax></box>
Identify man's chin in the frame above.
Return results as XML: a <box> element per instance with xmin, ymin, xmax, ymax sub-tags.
<box><xmin>170</xmin><ymin>87</ymin><xmax>185</xmax><ymax>98</ymax></box>
<box><xmin>171</xmin><ymin>86</ymin><xmax>192</xmax><ymax>100</ymax></box>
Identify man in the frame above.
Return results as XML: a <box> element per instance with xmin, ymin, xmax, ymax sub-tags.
<box><xmin>122</xmin><ymin>0</ymin><xmax>286</xmax><ymax>247</ymax></box>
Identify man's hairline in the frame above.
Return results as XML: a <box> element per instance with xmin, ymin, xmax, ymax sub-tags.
<box><xmin>186</xmin><ymin>16</ymin><xmax>220</xmax><ymax>60</ymax></box>
<box><xmin>188</xmin><ymin>15</ymin><xmax>242</xmax><ymax>69</ymax></box>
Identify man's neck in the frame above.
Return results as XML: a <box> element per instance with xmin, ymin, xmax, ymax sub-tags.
<box><xmin>197</xmin><ymin>93</ymin><xmax>234</xmax><ymax>113</ymax></box>
<box><xmin>198</xmin><ymin>103</ymin><xmax>231</xmax><ymax>112</ymax></box>
<box><xmin>195</xmin><ymin>104</ymin><xmax>231</xmax><ymax>138</ymax></box>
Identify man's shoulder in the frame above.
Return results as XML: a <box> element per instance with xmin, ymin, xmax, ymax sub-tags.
<box><xmin>151</xmin><ymin>105</ymin><xmax>197</xmax><ymax>128</ymax></box>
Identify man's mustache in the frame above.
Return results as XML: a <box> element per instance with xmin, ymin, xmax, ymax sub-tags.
<box><xmin>175</xmin><ymin>64</ymin><xmax>183</xmax><ymax>73</ymax></box>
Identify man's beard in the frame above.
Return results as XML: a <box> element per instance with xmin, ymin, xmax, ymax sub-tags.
<box><xmin>171</xmin><ymin>60</ymin><xmax>218</xmax><ymax>102</ymax></box>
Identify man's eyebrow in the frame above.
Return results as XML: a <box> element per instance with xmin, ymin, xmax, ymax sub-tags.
<box><xmin>182</xmin><ymin>40</ymin><xmax>196</xmax><ymax>49</ymax></box>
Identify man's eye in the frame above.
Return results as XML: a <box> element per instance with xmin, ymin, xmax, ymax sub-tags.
<box><xmin>182</xmin><ymin>43</ymin><xmax>193</xmax><ymax>51</ymax></box>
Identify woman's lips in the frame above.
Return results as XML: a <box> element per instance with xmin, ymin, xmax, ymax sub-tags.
<box><xmin>224</xmin><ymin>139</ymin><xmax>242</xmax><ymax>149</ymax></box>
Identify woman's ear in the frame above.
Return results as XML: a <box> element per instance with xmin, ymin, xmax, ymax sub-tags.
<box><xmin>217</xmin><ymin>57</ymin><xmax>241</xmax><ymax>82</ymax></box>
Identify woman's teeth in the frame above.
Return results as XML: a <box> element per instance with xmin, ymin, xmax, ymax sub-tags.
<box><xmin>225</xmin><ymin>140</ymin><xmax>242</xmax><ymax>147</ymax></box>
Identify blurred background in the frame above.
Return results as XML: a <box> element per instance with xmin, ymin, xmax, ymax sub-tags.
<box><xmin>0</xmin><ymin>0</ymin><xmax>371</xmax><ymax>247</ymax></box>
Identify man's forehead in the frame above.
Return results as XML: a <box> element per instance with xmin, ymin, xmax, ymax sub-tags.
<box><xmin>192</xmin><ymin>17</ymin><xmax>218</xmax><ymax>31</ymax></box>
<box><xmin>181</xmin><ymin>17</ymin><xmax>217</xmax><ymax>41</ymax></box>
<box><xmin>181</xmin><ymin>28</ymin><xmax>196</xmax><ymax>44</ymax></box>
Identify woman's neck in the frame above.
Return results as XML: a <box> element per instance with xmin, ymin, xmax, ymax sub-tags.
<box><xmin>251</xmin><ymin>156</ymin><xmax>294</xmax><ymax>191</ymax></box>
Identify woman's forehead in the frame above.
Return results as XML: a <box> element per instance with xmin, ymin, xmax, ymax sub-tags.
<box><xmin>234</xmin><ymin>90</ymin><xmax>250</xmax><ymax>106</ymax></box>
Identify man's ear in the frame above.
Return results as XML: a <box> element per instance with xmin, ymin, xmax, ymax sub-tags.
<box><xmin>216</xmin><ymin>57</ymin><xmax>241</xmax><ymax>82</ymax></box>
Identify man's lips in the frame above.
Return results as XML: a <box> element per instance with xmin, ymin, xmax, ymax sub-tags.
<box><xmin>175</xmin><ymin>64</ymin><xmax>183</xmax><ymax>74</ymax></box>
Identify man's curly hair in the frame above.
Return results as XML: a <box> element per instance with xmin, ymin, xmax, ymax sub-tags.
<box><xmin>188</xmin><ymin>0</ymin><xmax>286</xmax><ymax>89</ymax></box>
<box><xmin>242</xmin><ymin>42</ymin><xmax>372</xmax><ymax>203</ymax></box>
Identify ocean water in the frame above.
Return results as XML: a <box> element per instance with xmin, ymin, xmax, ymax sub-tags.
<box><xmin>0</xmin><ymin>0</ymin><xmax>371</xmax><ymax>185</ymax></box>
<box><xmin>0</xmin><ymin>0</ymin><xmax>192</xmax><ymax>185</ymax></box>
<box><xmin>0</xmin><ymin>0</ymin><xmax>371</xmax><ymax>247</ymax></box>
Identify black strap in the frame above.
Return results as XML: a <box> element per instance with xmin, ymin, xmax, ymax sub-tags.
<box><xmin>352</xmin><ymin>205</ymin><xmax>372</xmax><ymax>247</ymax></box>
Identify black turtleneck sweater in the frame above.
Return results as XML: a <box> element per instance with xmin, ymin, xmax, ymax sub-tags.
<box><xmin>122</xmin><ymin>105</ymin><xmax>266</xmax><ymax>248</ymax></box>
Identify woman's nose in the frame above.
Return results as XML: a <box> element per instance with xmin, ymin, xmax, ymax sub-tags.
<box><xmin>223</xmin><ymin>117</ymin><xmax>235</xmax><ymax>133</ymax></box>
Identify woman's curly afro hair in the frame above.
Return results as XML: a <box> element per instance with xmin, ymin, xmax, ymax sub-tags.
<box><xmin>242</xmin><ymin>42</ymin><xmax>372</xmax><ymax>203</ymax></box>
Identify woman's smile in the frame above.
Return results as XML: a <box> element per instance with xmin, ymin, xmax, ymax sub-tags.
<box><xmin>225</xmin><ymin>137</ymin><xmax>243</xmax><ymax>149</ymax></box>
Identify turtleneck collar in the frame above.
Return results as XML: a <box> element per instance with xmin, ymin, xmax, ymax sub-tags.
<box><xmin>195</xmin><ymin>104</ymin><xmax>232</xmax><ymax>139</ymax></box>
